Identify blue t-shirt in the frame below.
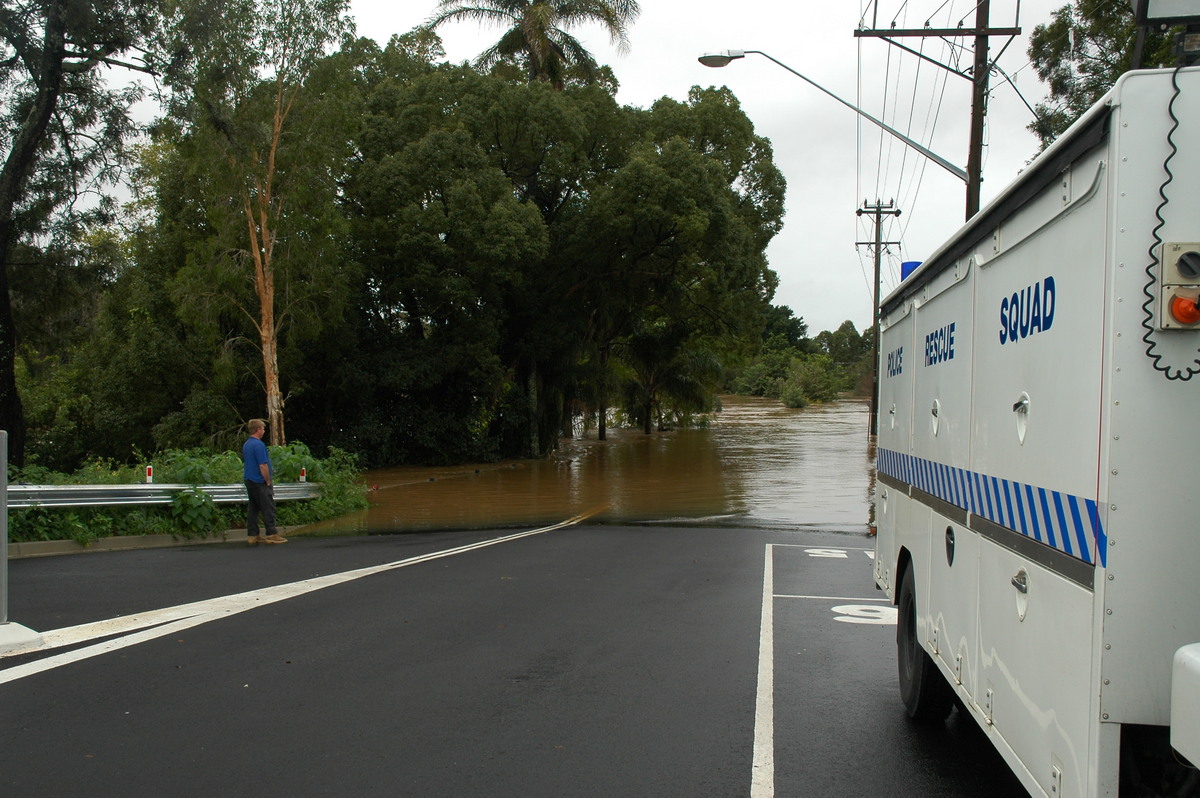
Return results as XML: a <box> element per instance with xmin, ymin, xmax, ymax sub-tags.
<box><xmin>243</xmin><ymin>436</ymin><xmax>272</xmax><ymax>483</ymax></box>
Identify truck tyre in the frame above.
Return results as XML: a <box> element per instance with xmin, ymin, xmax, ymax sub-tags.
<box><xmin>897</xmin><ymin>560</ymin><xmax>954</xmax><ymax>722</ymax></box>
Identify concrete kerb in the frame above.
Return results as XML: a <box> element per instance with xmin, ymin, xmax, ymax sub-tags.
<box><xmin>0</xmin><ymin>621</ymin><xmax>41</xmax><ymax>655</ymax></box>
<box><xmin>7</xmin><ymin>526</ymin><xmax>309</xmax><ymax>559</ymax></box>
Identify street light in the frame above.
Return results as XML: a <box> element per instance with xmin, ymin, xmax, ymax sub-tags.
<box><xmin>700</xmin><ymin>48</ymin><xmax>954</xmax><ymax>437</ymax></box>
<box><xmin>698</xmin><ymin>49</ymin><xmax>967</xmax><ymax>183</ymax></box>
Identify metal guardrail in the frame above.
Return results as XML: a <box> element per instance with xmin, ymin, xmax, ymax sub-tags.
<box><xmin>7</xmin><ymin>482</ymin><xmax>320</xmax><ymax>509</ymax></box>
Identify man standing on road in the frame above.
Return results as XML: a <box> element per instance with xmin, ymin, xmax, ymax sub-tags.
<box><xmin>243</xmin><ymin>418</ymin><xmax>287</xmax><ymax>546</ymax></box>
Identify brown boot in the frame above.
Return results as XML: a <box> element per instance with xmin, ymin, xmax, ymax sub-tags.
<box><xmin>262</xmin><ymin>534</ymin><xmax>288</xmax><ymax>544</ymax></box>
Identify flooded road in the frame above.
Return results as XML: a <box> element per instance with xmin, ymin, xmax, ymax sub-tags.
<box><xmin>312</xmin><ymin>396</ymin><xmax>874</xmax><ymax>535</ymax></box>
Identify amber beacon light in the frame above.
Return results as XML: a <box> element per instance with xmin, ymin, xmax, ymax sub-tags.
<box><xmin>1169</xmin><ymin>294</ymin><xmax>1200</xmax><ymax>325</ymax></box>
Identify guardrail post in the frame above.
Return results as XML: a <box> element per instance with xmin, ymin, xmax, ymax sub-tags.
<box><xmin>1</xmin><ymin>429</ymin><xmax>41</xmax><ymax>654</ymax></box>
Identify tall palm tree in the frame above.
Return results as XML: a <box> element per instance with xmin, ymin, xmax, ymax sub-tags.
<box><xmin>427</xmin><ymin>0</ymin><xmax>640</xmax><ymax>88</ymax></box>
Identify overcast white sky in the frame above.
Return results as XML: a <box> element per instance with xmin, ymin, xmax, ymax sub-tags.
<box><xmin>349</xmin><ymin>0</ymin><xmax>1065</xmax><ymax>335</ymax></box>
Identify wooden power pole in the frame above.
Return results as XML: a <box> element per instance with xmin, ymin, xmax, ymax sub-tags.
<box><xmin>854</xmin><ymin>0</ymin><xmax>1019</xmax><ymax>222</ymax></box>
<box><xmin>857</xmin><ymin>200</ymin><xmax>901</xmax><ymax>437</ymax></box>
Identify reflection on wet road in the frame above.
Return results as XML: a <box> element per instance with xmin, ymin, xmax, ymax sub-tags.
<box><xmin>312</xmin><ymin>396</ymin><xmax>874</xmax><ymax>535</ymax></box>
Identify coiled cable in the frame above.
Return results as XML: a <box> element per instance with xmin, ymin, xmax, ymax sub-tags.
<box><xmin>1140</xmin><ymin>66</ymin><xmax>1200</xmax><ymax>380</ymax></box>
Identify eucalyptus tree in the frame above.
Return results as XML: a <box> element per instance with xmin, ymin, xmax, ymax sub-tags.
<box><xmin>427</xmin><ymin>0</ymin><xmax>640</xmax><ymax>88</ymax></box>
<box><xmin>0</xmin><ymin>0</ymin><xmax>163</xmax><ymax>464</ymax></box>
<box><xmin>157</xmin><ymin>0</ymin><xmax>354</xmax><ymax>445</ymax></box>
<box><xmin>1027</xmin><ymin>0</ymin><xmax>1178</xmax><ymax>148</ymax></box>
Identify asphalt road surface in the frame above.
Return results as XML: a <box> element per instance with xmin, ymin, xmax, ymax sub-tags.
<box><xmin>2</xmin><ymin>524</ymin><xmax>1020</xmax><ymax>797</ymax></box>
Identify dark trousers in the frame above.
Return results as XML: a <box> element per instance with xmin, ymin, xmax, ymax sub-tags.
<box><xmin>245</xmin><ymin>480</ymin><xmax>277</xmax><ymax>537</ymax></box>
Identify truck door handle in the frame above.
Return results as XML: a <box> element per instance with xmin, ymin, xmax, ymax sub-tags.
<box><xmin>1011</xmin><ymin>570</ymin><xmax>1029</xmax><ymax>594</ymax></box>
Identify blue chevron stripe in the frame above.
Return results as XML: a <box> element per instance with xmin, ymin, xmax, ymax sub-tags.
<box><xmin>877</xmin><ymin>448</ymin><xmax>1106</xmax><ymax>567</ymax></box>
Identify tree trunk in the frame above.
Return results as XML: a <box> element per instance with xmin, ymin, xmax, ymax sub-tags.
<box><xmin>0</xmin><ymin>1</ymin><xmax>68</xmax><ymax>466</ymax></box>
<box><xmin>260</xmin><ymin>286</ymin><xmax>285</xmax><ymax>446</ymax></box>
<box><xmin>598</xmin><ymin>344</ymin><xmax>608</xmax><ymax>441</ymax></box>
<box><xmin>241</xmin><ymin>77</ymin><xmax>296</xmax><ymax>447</ymax></box>
<box><xmin>560</xmin><ymin>393</ymin><xmax>573</xmax><ymax>439</ymax></box>
<box><xmin>526</xmin><ymin>363</ymin><xmax>539</xmax><ymax>457</ymax></box>
<box><xmin>0</xmin><ymin>248</ymin><xmax>26</xmax><ymax>465</ymax></box>
<box><xmin>245</xmin><ymin>192</ymin><xmax>285</xmax><ymax>447</ymax></box>
<box><xmin>642</xmin><ymin>401</ymin><xmax>652</xmax><ymax>435</ymax></box>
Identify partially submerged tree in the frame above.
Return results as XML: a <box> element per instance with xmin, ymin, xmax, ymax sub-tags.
<box><xmin>20</xmin><ymin>33</ymin><xmax>787</xmax><ymax>469</ymax></box>
<box><xmin>618</xmin><ymin>320</ymin><xmax>722</xmax><ymax>434</ymax></box>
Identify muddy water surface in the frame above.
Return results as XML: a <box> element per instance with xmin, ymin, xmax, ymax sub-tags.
<box><xmin>310</xmin><ymin>396</ymin><xmax>874</xmax><ymax>535</ymax></box>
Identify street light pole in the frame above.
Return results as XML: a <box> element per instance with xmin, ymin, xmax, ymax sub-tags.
<box><xmin>699</xmin><ymin>48</ymin><xmax>962</xmax><ymax>436</ymax></box>
<box><xmin>698</xmin><ymin>50</ymin><xmax>967</xmax><ymax>184</ymax></box>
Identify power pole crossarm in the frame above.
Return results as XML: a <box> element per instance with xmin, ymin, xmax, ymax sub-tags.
<box><xmin>855</xmin><ymin>1</ymin><xmax>1018</xmax><ymax>221</ymax></box>
<box><xmin>853</xmin><ymin>27</ymin><xmax>1019</xmax><ymax>37</ymax></box>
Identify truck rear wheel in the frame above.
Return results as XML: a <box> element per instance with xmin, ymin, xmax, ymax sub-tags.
<box><xmin>897</xmin><ymin>560</ymin><xmax>954</xmax><ymax>722</ymax></box>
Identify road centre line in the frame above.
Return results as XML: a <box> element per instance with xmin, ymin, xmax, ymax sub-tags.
<box><xmin>752</xmin><ymin>544</ymin><xmax>775</xmax><ymax>798</ymax></box>
<box><xmin>769</xmin><ymin>543</ymin><xmax>876</xmax><ymax>551</ymax></box>
<box><xmin>0</xmin><ymin>515</ymin><xmax>592</xmax><ymax>685</ymax></box>
<box><xmin>774</xmin><ymin>594</ymin><xmax>889</xmax><ymax>602</ymax></box>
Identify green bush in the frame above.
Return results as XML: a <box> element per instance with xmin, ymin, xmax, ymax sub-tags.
<box><xmin>779</xmin><ymin>354</ymin><xmax>841</xmax><ymax>408</ymax></box>
<box><xmin>8</xmin><ymin>442</ymin><xmax>367</xmax><ymax>543</ymax></box>
<box><xmin>170</xmin><ymin>487</ymin><xmax>219</xmax><ymax>536</ymax></box>
<box><xmin>728</xmin><ymin>349</ymin><xmax>794</xmax><ymax>398</ymax></box>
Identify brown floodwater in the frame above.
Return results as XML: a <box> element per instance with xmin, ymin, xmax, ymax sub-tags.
<box><xmin>306</xmin><ymin>395</ymin><xmax>875</xmax><ymax>535</ymax></box>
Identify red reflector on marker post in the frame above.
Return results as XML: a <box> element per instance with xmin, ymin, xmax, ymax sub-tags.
<box><xmin>146</xmin><ymin>465</ymin><xmax>153</xmax><ymax>484</ymax></box>
<box><xmin>299</xmin><ymin>467</ymin><xmax>307</xmax><ymax>483</ymax></box>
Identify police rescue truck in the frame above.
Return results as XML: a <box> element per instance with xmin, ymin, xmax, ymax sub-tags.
<box><xmin>873</xmin><ymin>66</ymin><xmax>1200</xmax><ymax>797</ymax></box>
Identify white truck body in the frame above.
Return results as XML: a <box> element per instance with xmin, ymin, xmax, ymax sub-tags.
<box><xmin>873</xmin><ymin>67</ymin><xmax>1200</xmax><ymax>797</ymax></box>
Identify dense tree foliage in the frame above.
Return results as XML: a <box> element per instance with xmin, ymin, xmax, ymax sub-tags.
<box><xmin>0</xmin><ymin>0</ymin><xmax>164</xmax><ymax>464</ymax></box>
<box><xmin>332</xmin><ymin>48</ymin><xmax>783</xmax><ymax>464</ymax></box>
<box><xmin>21</xmin><ymin>2</ymin><xmax>1180</xmax><ymax>478</ymax></box>
<box><xmin>728</xmin><ymin>316</ymin><xmax>872</xmax><ymax>408</ymax></box>
<box><xmin>17</xmin><ymin>26</ymin><xmax>789</xmax><ymax>470</ymax></box>
<box><xmin>154</xmin><ymin>0</ymin><xmax>354</xmax><ymax>446</ymax></box>
<box><xmin>1027</xmin><ymin>0</ymin><xmax>1179</xmax><ymax>148</ymax></box>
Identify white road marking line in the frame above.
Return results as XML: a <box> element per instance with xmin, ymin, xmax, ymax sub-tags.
<box><xmin>774</xmin><ymin>594</ymin><xmax>889</xmax><ymax>602</ymax></box>
<box><xmin>751</xmin><ymin>544</ymin><xmax>774</xmax><ymax>798</ymax></box>
<box><xmin>751</xmin><ymin>541</ymin><xmax>890</xmax><ymax>793</ymax></box>
<box><xmin>770</xmin><ymin>543</ymin><xmax>875</xmax><ymax>551</ymax></box>
<box><xmin>0</xmin><ymin>516</ymin><xmax>590</xmax><ymax>684</ymax></box>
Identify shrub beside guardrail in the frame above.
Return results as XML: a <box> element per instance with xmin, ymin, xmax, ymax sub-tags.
<box><xmin>8</xmin><ymin>482</ymin><xmax>333</xmax><ymax>545</ymax></box>
<box><xmin>7</xmin><ymin>444</ymin><xmax>367</xmax><ymax>545</ymax></box>
<box><xmin>7</xmin><ymin>482</ymin><xmax>320</xmax><ymax>508</ymax></box>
